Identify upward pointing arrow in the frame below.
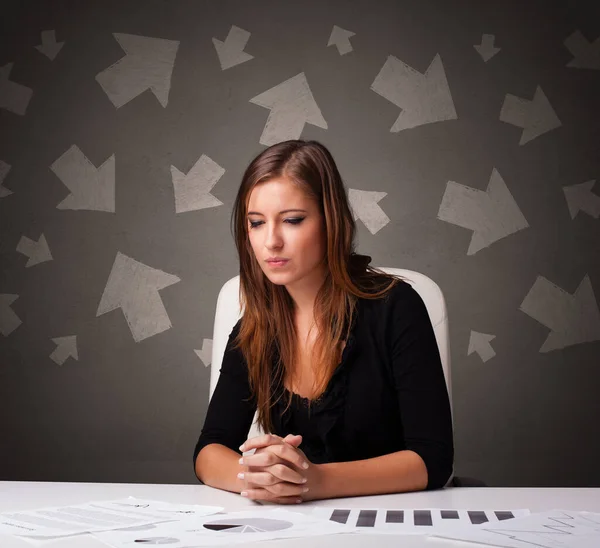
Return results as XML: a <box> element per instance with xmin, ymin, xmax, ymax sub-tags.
<box><xmin>328</xmin><ymin>25</ymin><xmax>355</xmax><ymax>55</ymax></box>
<box><xmin>249</xmin><ymin>72</ymin><xmax>328</xmax><ymax>146</ymax></box>
<box><xmin>96</xmin><ymin>33</ymin><xmax>179</xmax><ymax>108</ymax></box>
<box><xmin>35</xmin><ymin>30</ymin><xmax>65</xmax><ymax>60</ymax></box>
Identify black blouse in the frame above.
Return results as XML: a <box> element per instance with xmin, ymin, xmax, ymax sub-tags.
<box><xmin>193</xmin><ymin>280</ymin><xmax>454</xmax><ymax>490</ymax></box>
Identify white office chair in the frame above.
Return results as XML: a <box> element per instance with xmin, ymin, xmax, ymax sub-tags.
<box><xmin>208</xmin><ymin>268</ymin><xmax>473</xmax><ymax>487</ymax></box>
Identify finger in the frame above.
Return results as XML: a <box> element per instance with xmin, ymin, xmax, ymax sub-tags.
<box><xmin>241</xmin><ymin>486</ymin><xmax>307</xmax><ymax>503</ymax></box>
<box><xmin>239</xmin><ymin>451</ymin><xmax>284</xmax><ymax>468</ymax></box>
<box><xmin>283</xmin><ymin>434</ymin><xmax>303</xmax><ymax>447</ymax></box>
<box><xmin>269</xmin><ymin>443</ymin><xmax>310</xmax><ymax>471</ymax></box>
<box><xmin>239</xmin><ymin>434</ymin><xmax>283</xmax><ymax>453</ymax></box>
<box><xmin>241</xmin><ymin>465</ymin><xmax>306</xmax><ymax>486</ymax></box>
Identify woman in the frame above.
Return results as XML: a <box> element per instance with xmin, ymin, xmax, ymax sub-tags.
<box><xmin>193</xmin><ymin>139</ymin><xmax>454</xmax><ymax>504</ymax></box>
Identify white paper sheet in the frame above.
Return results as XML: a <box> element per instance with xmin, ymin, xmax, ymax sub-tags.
<box><xmin>0</xmin><ymin>497</ymin><xmax>223</xmax><ymax>539</ymax></box>
<box><xmin>312</xmin><ymin>507</ymin><xmax>530</xmax><ymax>535</ymax></box>
<box><xmin>429</xmin><ymin>509</ymin><xmax>600</xmax><ymax>548</ymax></box>
<box><xmin>92</xmin><ymin>508</ymin><xmax>356</xmax><ymax>547</ymax></box>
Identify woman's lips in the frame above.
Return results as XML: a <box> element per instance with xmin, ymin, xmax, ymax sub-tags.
<box><xmin>266</xmin><ymin>259</ymin><xmax>289</xmax><ymax>268</ymax></box>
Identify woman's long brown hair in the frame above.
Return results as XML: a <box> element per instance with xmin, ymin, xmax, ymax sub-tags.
<box><xmin>231</xmin><ymin>140</ymin><xmax>404</xmax><ymax>433</ymax></box>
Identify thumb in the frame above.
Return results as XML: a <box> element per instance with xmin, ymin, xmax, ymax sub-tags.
<box><xmin>283</xmin><ymin>433</ymin><xmax>303</xmax><ymax>447</ymax></box>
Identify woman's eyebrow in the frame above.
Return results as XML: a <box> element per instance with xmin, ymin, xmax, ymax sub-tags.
<box><xmin>247</xmin><ymin>209</ymin><xmax>308</xmax><ymax>216</ymax></box>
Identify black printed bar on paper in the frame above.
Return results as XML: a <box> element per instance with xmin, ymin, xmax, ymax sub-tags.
<box><xmin>356</xmin><ymin>510</ymin><xmax>377</xmax><ymax>527</ymax></box>
<box><xmin>468</xmin><ymin>511</ymin><xmax>489</xmax><ymax>524</ymax></box>
<box><xmin>330</xmin><ymin>509</ymin><xmax>351</xmax><ymax>524</ymax></box>
<box><xmin>414</xmin><ymin>510</ymin><xmax>433</xmax><ymax>526</ymax></box>
<box><xmin>386</xmin><ymin>510</ymin><xmax>404</xmax><ymax>523</ymax></box>
<box><xmin>441</xmin><ymin>510</ymin><xmax>460</xmax><ymax>519</ymax></box>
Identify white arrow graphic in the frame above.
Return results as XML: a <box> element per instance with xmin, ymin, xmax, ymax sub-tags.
<box><xmin>437</xmin><ymin>168</ymin><xmax>529</xmax><ymax>255</ymax></box>
<box><xmin>0</xmin><ymin>62</ymin><xmax>33</xmax><ymax>115</ymax></box>
<box><xmin>564</xmin><ymin>30</ymin><xmax>600</xmax><ymax>70</ymax></box>
<box><xmin>348</xmin><ymin>189</ymin><xmax>390</xmax><ymax>234</ymax></box>
<box><xmin>212</xmin><ymin>25</ymin><xmax>254</xmax><ymax>70</ymax></box>
<box><xmin>0</xmin><ymin>159</ymin><xmax>12</xmax><ymax>198</ymax></box>
<box><xmin>327</xmin><ymin>25</ymin><xmax>355</xmax><ymax>55</ymax></box>
<box><xmin>0</xmin><ymin>294</ymin><xmax>22</xmax><ymax>336</ymax></box>
<box><xmin>468</xmin><ymin>331</ymin><xmax>496</xmax><ymax>362</ymax></box>
<box><xmin>50</xmin><ymin>145</ymin><xmax>115</xmax><ymax>212</ymax></box>
<box><xmin>97</xmin><ymin>252</ymin><xmax>181</xmax><ymax>342</ymax></box>
<box><xmin>96</xmin><ymin>33</ymin><xmax>179</xmax><ymax>108</ymax></box>
<box><xmin>249</xmin><ymin>72</ymin><xmax>328</xmax><ymax>146</ymax></box>
<box><xmin>16</xmin><ymin>234</ymin><xmax>53</xmax><ymax>267</ymax></box>
<box><xmin>474</xmin><ymin>34</ymin><xmax>501</xmax><ymax>62</ymax></box>
<box><xmin>195</xmin><ymin>338</ymin><xmax>213</xmax><ymax>367</ymax></box>
<box><xmin>519</xmin><ymin>274</ymin><xmax>600</xmax><ymax>352</ymax></box>
<box><xmin>563</xmin><ymin>179</ymin><xmax>600</xmax><ymax>219</ymax></box>
<box><xmin>50</xmin><ymin>335</ymin><xmax>78</xmax><ymax>365</ymax></box>
<box><xmin>499</xmin><ymin>85</ymin><xmax>561</xmax><ymax>145</ymax></box>
<box><xmin>35</xmin><ymin>30</ymin><xmax>64</xmax><ymax>60</ymax></box>
<box><xmin>171</xmin><ymin>154</ymin><xmax>225</xmax><ymax>213</ymax></box>
<box><xmin>371</xmin><ymin>53</ymin><xmax>457</xmax><ymax>132</ymax></box>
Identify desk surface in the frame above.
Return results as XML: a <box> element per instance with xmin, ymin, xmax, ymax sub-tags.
<box><xmin>2</xmin><ymin>481</ymin><xmax>599</xmax><ymax>548</ymax></box>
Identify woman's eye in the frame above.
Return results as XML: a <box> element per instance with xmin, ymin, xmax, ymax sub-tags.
<box><xmin>285</xmin><ymin>217</ymin><xmax>305</xmax><ymax>225</ymax></box>
<box><xmin>249</xmin><ymin>221</ymin><xmax>263</xmax><ymax>229</ymax></box>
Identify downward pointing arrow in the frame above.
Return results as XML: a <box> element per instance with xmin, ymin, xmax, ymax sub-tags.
<box><xmin>520</xmin><ymin>274</ymin><xmax>600</xmax><ymax>352</ymax></box>
<box><xmin>96</xmin><ymin>33</ymin><xmax>179</xmax><ymax>108</ymax></box>
<box><xmin>327</xmin><ymin>25</ymin><xmax>355</xmax><ymax>55</ymax></box>
<box><xmin>563</xmin><ymin>179</ymin><xmax>600</xmax><ymax>219</ymax></box>
<box><xmin>0</xmin><ymin>62</ymin><xmax>33</xmax><ymax>115</ymax></box>
<box><xmin>195</xmin><ymin>338</ymin><xmax>213</xmax><ymax>367</ymax></box>
<box><xmin>171</xmin><ymin>154</ymin><xmax>224</xmax><ymax>213</ymax></box>
<box><xmin>16</xmin><ymin>234</ymin><xmax>53</xmax><ymax>267</ymax></box>
<box><xmin>50</xmin><ymin>145</ymin><xmax>115</xmax><ymax>212</ymax></box>
<box><xmin>474</xmin><ymin>34</ymin><xmax>501</xmax><ymax>62</ymax></box>
<box><xmin>249</xmin><ymin>72</ymin><xmax>328</xmax><ymax>146</ymax></box>
<box><xmin>50</xmin><ymin>336</ymin><xmax>78</xmax><ymax>365</ymax></box>
<box><xmin>212</xmin><ymin>25</ymin><xmax>254</xmax><ymax>70</ymax></box>
<box><xmin>35</xmin><ymin>30</ymin><xmax>65</xmax><ymax>60</ymax></box>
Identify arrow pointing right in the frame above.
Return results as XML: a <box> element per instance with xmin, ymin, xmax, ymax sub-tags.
<box><xmin>0</xmin><ymin>160</ymin><xmax>12</xmax><ymax>198</ymax></box>
<box><xmin>519</xmin><ymin>274</ymin><xmax>600</xmax><ymax>352</ymax></box>
<box><xmin>0</xmin><ymin>294</ymin><xmax>22</xmax><ymax>336</ymax></box>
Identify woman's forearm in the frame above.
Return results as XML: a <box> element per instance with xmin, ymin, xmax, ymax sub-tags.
<box><xmin>315</xmin><ymin>449</ymin><xmax>428</xmax><ymax>500</ymax></box>
<box><xmin>195</xmin><ymin>443</ymin><xmax>245</xmax><ymax>493</ymax></box>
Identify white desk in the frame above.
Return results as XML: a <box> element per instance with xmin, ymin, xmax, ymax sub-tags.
<box><xmin>1</xmin><ymin>481</ymin><xmax>599</xmax><ymax>547</ymax></box>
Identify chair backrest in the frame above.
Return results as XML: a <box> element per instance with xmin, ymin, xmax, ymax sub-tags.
<box><xmin>209</xmin><ymin>268</ymin><xmax>453</xmax><ymax>441</ymax></box>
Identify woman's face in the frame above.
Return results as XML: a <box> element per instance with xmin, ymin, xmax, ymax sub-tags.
<box><xmin>246</xmin><ymin>177</ymin><xmax>327</xmax><ymax>291</ymax></box>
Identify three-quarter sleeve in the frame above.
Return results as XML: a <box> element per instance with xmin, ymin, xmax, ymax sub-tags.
<box><xmin>389</xmin><ymin>283</ymin><xmax>454</xmax><ymax>490</ymax></box>
<box><xmin>192</xmin><ymin>319</ymin><xmax>257</xmax><ymax>469</ymax></box>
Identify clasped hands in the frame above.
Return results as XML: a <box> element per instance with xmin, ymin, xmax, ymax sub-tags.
<box><xmin>237</xmin><ymin>433</ymin><xmax>321</xmax><ymax>504</ymax></box>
